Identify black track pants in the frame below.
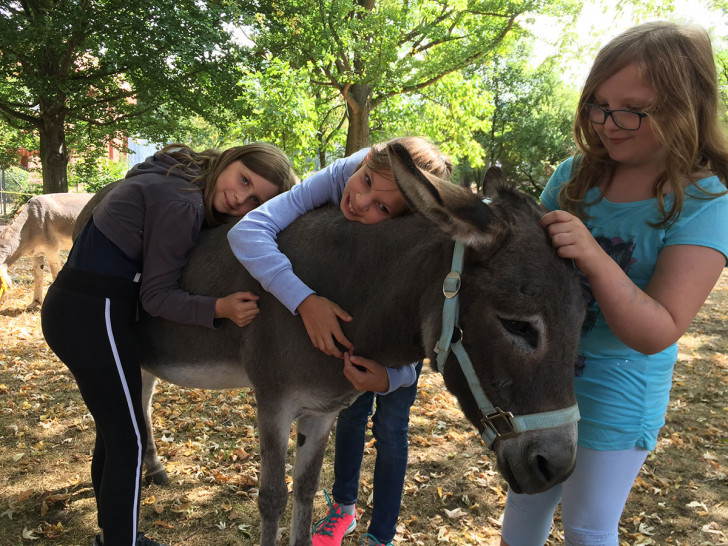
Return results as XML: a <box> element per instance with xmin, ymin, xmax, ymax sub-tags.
<box><xmin>42</xmin><ymin>268</ymin><xmax>145</xmax><ymax>546</ymax></box>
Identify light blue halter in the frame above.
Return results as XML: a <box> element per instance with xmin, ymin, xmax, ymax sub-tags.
<box><xmin>434</xmin><ymin>239</ymin><xmax>581</xmax><ymax>449</ymax></box>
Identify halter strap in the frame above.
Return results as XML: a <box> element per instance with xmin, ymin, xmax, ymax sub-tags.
<box><xmin>434</xmin><ymin>239</ymin><xmax>580</xmax><ymax>448</ymax></box>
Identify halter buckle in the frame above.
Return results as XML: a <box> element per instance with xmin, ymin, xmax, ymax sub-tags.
<box><xmin>443</xmin><ymin>271</ymin><xmax>461</xmax><ymax>298</ymax></box>
<box><xmin>482</xmin><ymin>407</ymin><xmax>518</xmax><ymax>440</ymax></box>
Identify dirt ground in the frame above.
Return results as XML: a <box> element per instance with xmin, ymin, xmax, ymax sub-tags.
<box><xmin>0</xmin><ymin>255</ymin><xmax>726</xmax><ymax>546</ymax></box>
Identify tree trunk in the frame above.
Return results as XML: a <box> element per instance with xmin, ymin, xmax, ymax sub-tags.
<box><xmin>344</xmin><ymin>82</ymin><xmax>371</xmax><ymax>156</ymax></box>
<box><xmin>342</xmin><ymin>0</ymin><xmax>375</xmax><ymax>157</ymax></box>
<box><xmin>39</xmin><ymin>110</ymin><xmax>69</xmax><ymax>194</ymax></box>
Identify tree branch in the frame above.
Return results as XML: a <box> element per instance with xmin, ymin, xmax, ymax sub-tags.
<box><xmin>80</xmin><ymin>103</ymin><xmax>158</xmax><ymax>127</ymax></box>
<box><xmin>318</xmin><ymin>0</ymin><xmax>352</xmax><ymax>74</ymax></box>
<box><xmin>370</xmin><ymin>17</ymin><xmax>516</xmax><ymax>109</ymax></box>
<box><xmin>0</xmin><ymin>103</ymin><xmax>40</xmax><ymax>127</ymax></box>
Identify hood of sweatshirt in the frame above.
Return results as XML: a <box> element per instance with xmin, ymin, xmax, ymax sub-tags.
<box><xmin>125</xmin><ymin>149</ymin><xmax>200</xmax><ymax>184</ymax></box>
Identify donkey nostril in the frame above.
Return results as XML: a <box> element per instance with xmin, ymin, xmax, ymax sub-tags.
<box><xmin>536</xmin><ymin>454</ymin><xmax>552</xmax><ymax>482</ymax></box>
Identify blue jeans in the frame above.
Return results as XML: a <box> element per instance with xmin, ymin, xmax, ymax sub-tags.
<box><xmin>331</xmin><ymin>361</ymin><xmax>423</xmax><ymax>542</ymax></box>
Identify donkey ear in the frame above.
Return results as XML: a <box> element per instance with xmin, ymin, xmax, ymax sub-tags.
<box><xmin>481</xmin><ymin>165</ymin><xmax>505</xmax><ymax>198</ymax></box>
<box><xmin>387</xmin><ymin>142</ymin><xmax>499</xmax><ymax>247</ymax></box>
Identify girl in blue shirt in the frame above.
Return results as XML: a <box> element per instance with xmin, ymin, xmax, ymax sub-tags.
<box><xmin>500</xmin><ymin>22</ymin><xmax>728</xmax><ymax>546</ymax></box>
<box><xmin>228</xmin><ymin>137</ymin><xmax>452</xmax><ymax>546</ymax></box>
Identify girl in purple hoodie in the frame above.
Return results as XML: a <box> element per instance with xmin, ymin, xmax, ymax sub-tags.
<box><xmin>42</xmin><ymin>143</ymin><xmax>295</xmax><ymax>546</ymax></box>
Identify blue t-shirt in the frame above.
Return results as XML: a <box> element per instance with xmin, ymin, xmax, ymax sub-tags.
<box><xmin>542</xmin><ymin>157</ymin><xmax>728</xmax><ymax>450</ymax></box>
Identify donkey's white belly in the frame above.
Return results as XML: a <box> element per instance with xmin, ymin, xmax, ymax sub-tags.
<box><xmin>147</xmin><ymin>360</ymin><xmax>252</xmax><ymax>390</ymax></box>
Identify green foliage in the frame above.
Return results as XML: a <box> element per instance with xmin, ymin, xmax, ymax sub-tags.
<box><xmin>0</xmin><ymin>165</ymin><xmax>36</xmax><ymax>198</ymax></box>
<box><xmin>1</xmin><ymin>0</ymin><xmax>703</xmax><ymax>194</ymax></box>
<box><xmin>158</xmin><ymin>58</ymin><xmax>331</xmax><ymax>177</ymax></box>
<box><xmin>164</xmin><ymin>116</ymin><xmax>235</xmax><ymax>151</ymax></box>
<box><xmin>0</xmin><ymin>120</ymin><xmax>37</xmax><ymax>170</ymax></box>
<box><xmin>2</xmin><ymin>166</ymin><xmax>29</xmax><ymax>188</ymax></box>
<box><xmin>0</xmin><ymin>0</ymin><xmax>248</xmax><ymax>191</ymax></box>
<box><xmin>238</xmin><ymin>0</ymin><xmax>583</xmax><ymax>154</ymax></box>
<box><xmin>369</xmin><ymin>72</ymin><xmax>491</xmax><ymax>169</ymax></box>
<box><xmin>717</xmin><ymin>48</ymin><xmax>728</xmax><ymax>127</ymax></box>
<box><xmin>69</xmin><ymin>157</ymin><xmax>128</xmax><ymax>193</ymax></box>
<box><xmin>463</xmin><ymin>48</ymin><xmax>577</xmax><ymax>196</ymax></box>
<box><xmin>229</xmin><ymin>58</ymin><xmax>321</xmax><ymax>175</ymax></box>
<box><xmin>0</xmin><ymin>166</ymin><xmax>41</xmax><ymax>217</ymax></box>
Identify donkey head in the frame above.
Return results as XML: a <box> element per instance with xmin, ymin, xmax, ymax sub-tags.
<box><xmin>387</xmin><ymin>143</ymin><xmax>586</xmax><ymax>494</ymax></box>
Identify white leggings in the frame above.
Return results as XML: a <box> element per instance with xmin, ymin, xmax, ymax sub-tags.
<box><xmin>501</xmin><ymin>446</ymin><xmax>648</xmax><ymax>546</ymax></box>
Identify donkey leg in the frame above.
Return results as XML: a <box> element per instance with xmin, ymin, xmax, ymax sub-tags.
<box><xmin>256</xmin><ymin>400</ymin><xmax>297</xmax><ymax>546</ymax></box>
<box><xmin>46</xmin><ymin>251</ymin><xmax>63</xmax><ymax>281</ymax></box>
<box><xmin>27</xmin><ymin>254</ymin><xmax>45</xmax><ymax>309</ymax></box>
<box><xmin>140</xmin><ymin>369</ymin><xmax>169</xmax><ymax>485</ymax></box>
<box><xmin>39</xmin><ymin>251</ymin><xmax>64</xmax><ymax>307</ymax></box>
<box><xmin>289</xmin><ymin>413</ymin><xmax>337</xmax><ymax>546</ymax></box>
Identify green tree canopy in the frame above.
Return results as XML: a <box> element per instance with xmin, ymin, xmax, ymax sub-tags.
<box><xmin>0</xmin><ymin>0</ymin><xmax>246</xmax><ymax>193</ymax></box>
<box><xmin>472</xmin><ymin>53</ymin><xmax>577</xmax><ymax>195</ymax></box>
<box><xmin>0</xmin><ymin>118</ymin><xmax>36</xmax><ymax>171</ymax></box>
<box><xmin>239</xmin><ymin>0</ymin><xmax>582</xmax><ymax>157</ymax></box>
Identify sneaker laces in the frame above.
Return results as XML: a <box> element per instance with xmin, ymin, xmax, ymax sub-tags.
<box><xmin>312</xmin><ymin>489</ymin><xmax>348</xmax><ymax>537</ymax></box>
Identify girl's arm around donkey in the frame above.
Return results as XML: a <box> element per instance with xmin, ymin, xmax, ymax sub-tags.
<box><xmin>227</xmin><ymin>148</ymin><xmax>369</xmax><ymax>314</ymax></box>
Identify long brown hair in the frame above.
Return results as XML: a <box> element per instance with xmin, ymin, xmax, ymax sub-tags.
<box><xmin>161</xmin><ymin>143</ymin><xmax>296</xmax><ymax>227</ymax></box>
<box><xmin>367</xmin><ymin>136</ymin><xmax>453</xmax><ymax>180</ymax></box>
<box><xmin>363</xmin><ymin>136</ymin><xmax>453</xmax><ymax>216</ymax></box>
<box><xmin>563</xmin><ymin>21</ymin><xmax>728</xmax><ymax>227</ymax></box>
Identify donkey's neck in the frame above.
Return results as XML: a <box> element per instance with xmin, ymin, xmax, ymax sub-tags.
<box><xmin>280</xmin><ymin>208</ymin><xmax>452</xmax><ymax>367</ymax></box>
<box><xmin>0</xmin><ymin>206</ymin><xmax>30</xmax><ymax>266</ymax></box>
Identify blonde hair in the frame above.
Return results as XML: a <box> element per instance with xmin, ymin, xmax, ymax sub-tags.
<box><xmin>563</xmin><ymin>21</ymin><xmax>728</xmax><ymax>226</ymax></box>
<box><xmin>161</xmin><ymin>143</ymin><xmax>296</xmax><ymax>227</ymax></box>
<box><xmin>363</xmin><ymin>136</ymin><xmax>453</xmax><ymax>216</ymax></box>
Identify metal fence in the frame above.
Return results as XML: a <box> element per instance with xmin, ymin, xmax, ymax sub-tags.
<box><xmin>0</xmin><ymin>169</ymin><xmax>34</xmax><ymax>217</ymax></box>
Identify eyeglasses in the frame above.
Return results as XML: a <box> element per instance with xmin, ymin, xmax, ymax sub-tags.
<box><xmin>584</xmin><ymin>103</ymin><xmax>648</xmax><ymax>131</ymax></box>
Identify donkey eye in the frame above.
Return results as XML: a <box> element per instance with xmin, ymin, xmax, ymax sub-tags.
<box><xmin>499</xmin><ymin>318</ymin><xmax>539</xmax><ymax>349</ymax></box>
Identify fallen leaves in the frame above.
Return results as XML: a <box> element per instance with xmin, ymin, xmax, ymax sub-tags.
<box><xmin>20</xmin><ymin>521</ymin><xmax>69</xmax><ymax>541</ymax></box>
<box><xmin>39</xmin><ymin>492</ymin><xmax>71</xmax><ymax>516</ymax></box>
<box><xmin>701</xmin><ymin>521</ymin><xmax>727</xmax><ymax>542</ymax></box>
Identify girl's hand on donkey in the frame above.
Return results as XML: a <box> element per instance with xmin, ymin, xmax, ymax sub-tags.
<box><xmin>297</xmin><ymin>294</ymin><xmax>354</xmax><ymax>358</ymax></box>
<box><xmin>343</xmin><ymin>352</ymin><xmax>390</xmax><ymax>392</ymax></box>
<box><xmin>215</xmin><ymin>291</ymin><xmax>260</xmax><ymax>327</ymax></box>
<box><xmin>541</xmin><ymin>210</ymin><xmax>607</xmax><ymax>277</ymax></box>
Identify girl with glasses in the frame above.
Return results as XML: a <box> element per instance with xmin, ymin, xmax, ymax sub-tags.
<box><xmin>500</xmin><ymin>21</ymin><xmax>728</xmax><ymax>546</ymax></box>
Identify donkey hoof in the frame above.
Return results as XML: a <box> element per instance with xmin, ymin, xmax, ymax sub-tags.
<box><xmin>26</xmin><ymin>300</ymin><xmax>41</xmax><ymax>311</ymax></box>
<box><xmin>144</xmin><ymin>470</ymin><xmax>170</xmax><ymax>486</ymax></box>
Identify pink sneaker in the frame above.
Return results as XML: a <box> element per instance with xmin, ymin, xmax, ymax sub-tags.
<box><xmin>311</xmin><ymin>491</ymin><xmax>356</xmax><ymax>546</ymax></box>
